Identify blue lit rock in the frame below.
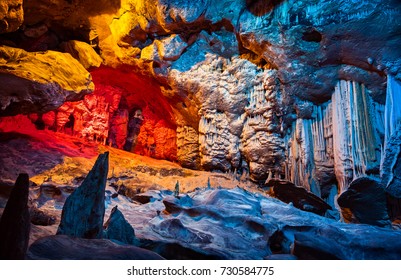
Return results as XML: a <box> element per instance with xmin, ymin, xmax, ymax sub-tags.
<box><xmin>0</xmin><ymin>173</ymin><xmax>30</xmax><ymax>260</ymax></box>
<box><xmin>103</xmin><ymin>205</ymin><xmax>139</xmax><ymax>246</ymax></box>
<box><xmin>27</xmin><ymin>235</ymin><xmax>164</xmax><ymax>260</ymax></box>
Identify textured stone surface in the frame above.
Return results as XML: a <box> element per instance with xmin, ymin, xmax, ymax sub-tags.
<box><xmin>0</xmin><ymin>0</ymin><xmax>23</xmax><ymax>34</ymax></box>
<box><xmin>60</xmin><ymin>40</ymin><xmax>103</xmax><ymax>69</ymax></box>
<box><xmin>0</xmin><ymin>0</ymin><xmax>401</xmax><ymax>231</ymax></box>
<box><xmin>27</xmin><ymin>235</ymin><xmax>164</xmax><ymax>260</ymax></box>
<box><xmin>0</xmin><ymin>46</ymin><xmax>94</xmax><ymax>116</ymax></box>
<box><xmin>293</xmin><ymin>224</ymin><xmax>401</xmax><ymax>260</ymax></box>
<box><xmin>103</xmin><ymin>205</ymin><xmax>139</xmax><ymax>246</ymax></box>
<box><xmin>337</xmin><ymin>177</ymin><xmax>391</xmax><ymax>228</ymax></box>
<box><xmin>57</xmin><ymin>152</ymin><xmax>109</xmax><ymax>238</ymax></box>
<box><xmin>382</xmin><ymin>76</ymin><xmax>401</xmax><ymax>197</ymax></box>
<box><xmin>30</xmin><ymin>206</ymin><xmax>57</xmax><ymax>226</ymax></box>
<box><xmin>30</xmin><ymin>182</ymin><xmax>401</xmax><ymax>260</ymax></box>
<box><xmin>0</xmin><ymin>173</ymin><xmax>30</xmax><ymax>259</ymax></box>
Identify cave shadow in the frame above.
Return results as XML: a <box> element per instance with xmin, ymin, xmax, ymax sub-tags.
<box><xmin>245</xmin><ymin>0</ymin><xmax>285</xmax><ymax>16</ymax></box>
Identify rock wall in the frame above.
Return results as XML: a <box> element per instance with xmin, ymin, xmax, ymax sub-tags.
<box><xmin>0</xmin><ymin>46</ymin><xmax>94</xmax><ymax>116</ymax></box>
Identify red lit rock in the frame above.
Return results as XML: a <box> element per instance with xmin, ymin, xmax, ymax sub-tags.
<box><xmin>41</xmin><ymin>111</ymin><xmax>56</xmax><ymax>130</ymax></box>
<box><xmin>0</xmin><ymin>173</ymin><xmax>30</xmax><ymax>260</ymax></box>
<box><xmin>44</xmin><ymin>67</ymin><xmax>179</xmax><ymax>161</ymax></box>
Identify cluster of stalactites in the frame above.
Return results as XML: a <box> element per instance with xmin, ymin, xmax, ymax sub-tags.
<box><xmin>286</xmin><ymin>80</ymin><xmax>382</xmax><ymax>198</ymax></box>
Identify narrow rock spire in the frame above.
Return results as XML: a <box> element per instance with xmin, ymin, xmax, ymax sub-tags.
<box><xmin>57</xmin><ymin>152</ymin><xmax>109</xmax><ymax>239</ymax></box>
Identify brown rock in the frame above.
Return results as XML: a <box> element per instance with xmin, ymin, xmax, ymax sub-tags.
<box><xmin>337</xmin><ymin>177</ymin><xmax>391</xmax><ymax>228</ymax></box>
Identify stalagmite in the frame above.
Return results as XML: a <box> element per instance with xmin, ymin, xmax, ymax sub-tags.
<box><xmin>57</xmin><ymin>152</ymin><xmax>109</xmax><ymax>239</ymax></box>
<box><xmin>381</xmin><ymin>75</ymin><xmax>401</xmax><ymax>197</ymax></box>
<box><xmin>383</xmin><ymin>75</ymin><xmax>401</xmax><ymax>151</ymax></box>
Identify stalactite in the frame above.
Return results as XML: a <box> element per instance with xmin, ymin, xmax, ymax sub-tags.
<box><xmin>331</xmin><ymin>80</ymin><xmax>380</xmax><ymax>191</ymax></box>
<box><xmin>198</xmin><ymin>112</ymin><xmax>241</xmax><ymax>171</ymax></box>
<box><xmin>384</xmin><ymin>75</ymin><xmax>401</xmax><ymax>150</ymax></box>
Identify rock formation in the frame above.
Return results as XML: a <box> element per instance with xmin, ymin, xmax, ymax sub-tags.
<box><xmin>0</xmin><ymin>0</ymin><xmax>23</xmax><ymax>34</ymax></box>
<box><xmin>60</xmin><ymin>40</ymin><xmax>103</xmax><ymax>69</ymax></box>
<box><xmin>27</xmin><ymin>235</ymin><xmax>164</xmax><ymax>260</ymax></box>
<box><xmin>337</xmin><ymin>177</ymin><xmax>391</xmax><ymax>228</ymax></box>
<box><xmin>57</xmin><ymin>152</ymin><xmax>109</xmax><ymax>238</ymax></box>
<box><xmin>0</xmin><ymin>46</ymin><xmax>94</xmax><ymax>116</ymax></box>
<box><xmin>30</xmin><ymin>206</ymin><xmax>56</xmax><ymax>226</ymax></box>
<box><xmin>293</xmin><ymin>223</ymin><xmax>401</xmax><ymax>260</ymax></box>
<box><xmin>267</xmin><ymin>179</ymin><xmax>332</xmax><ymax>216</ymax></box>
<box><xmin>0</xmin><ymin>0</ymin><xmax>401</xmax><ymax>260</ymax></box>
<box><xmin>104</xmin><ymin>187</ymin><xmax>401</xmax><ymax>259</ymax></box>
<box><xmin>0</xmin><ymin>173</ymin><xmax>30</xmax><ymax>260</ymax></box>
<box><xmin>103</xmin><ymin>205</ymin><xmax>139</xmax><ymax>246</ymax></box>
<box><xmin>0</xmin><ymin>0</ymin><xmax>400</xmax><ymax>195</ymax></box>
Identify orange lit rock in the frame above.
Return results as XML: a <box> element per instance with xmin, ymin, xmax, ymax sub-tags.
<box><xmin>41</xmin><ymin>111</ymin><xmax>56</xmax><ymax>129</ymax></box>
<box><xmin>109</xmin><ymin>108</ymin><xmax>129</xmax><ymax>149</ymax></box>
<box><xmin>0</xmin><ymin>46</ymin><xmax>94</xmax><ymax>116</ymax></box>
<box><xmin>0</xmin><ymin>0</ymin><xmax>23</xmax><ymax>34</ymax></box>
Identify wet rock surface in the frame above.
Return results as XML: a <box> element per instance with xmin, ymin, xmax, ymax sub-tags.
<box><xmin>104</xmin><ymin>187</ymin><xmax>401</xmax><ymax>260</ymax></box>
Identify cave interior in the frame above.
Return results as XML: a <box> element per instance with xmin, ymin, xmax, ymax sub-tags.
<box><xmin>1</xmin><ymin>0</ymin><xmax>401</xmax><ymax>260</ymax></box>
